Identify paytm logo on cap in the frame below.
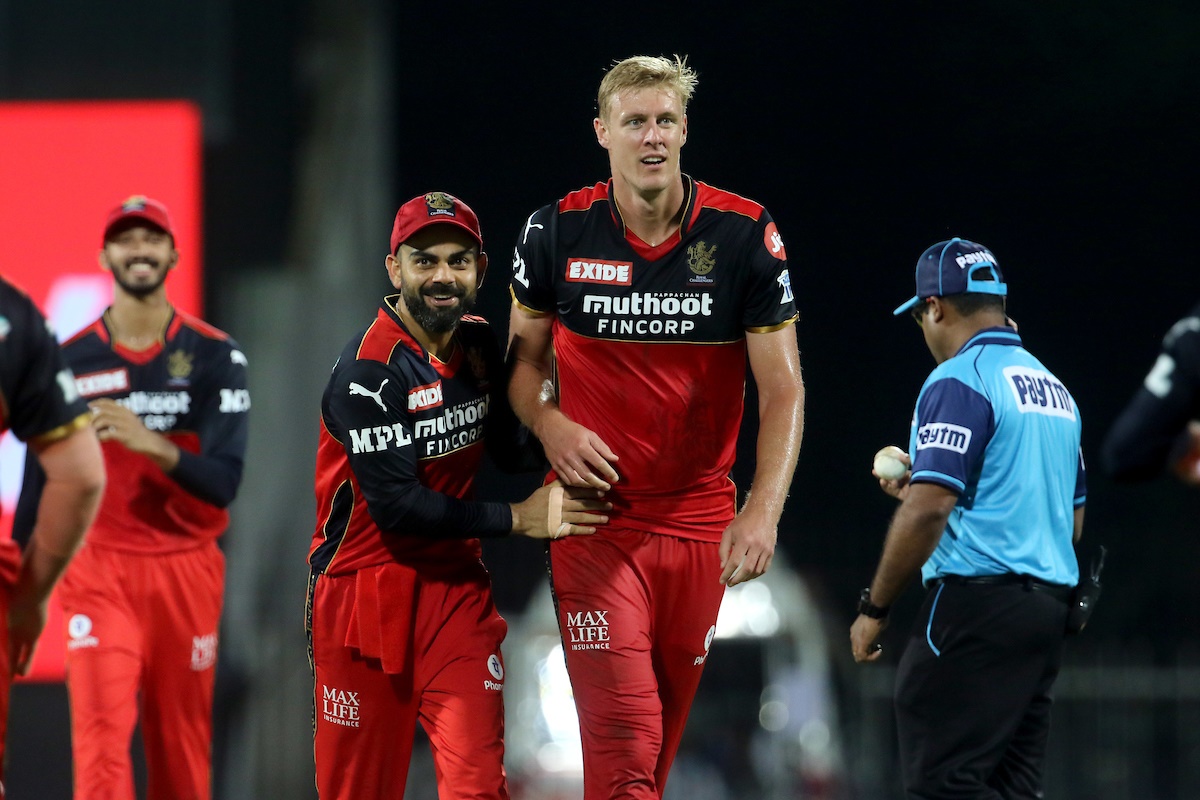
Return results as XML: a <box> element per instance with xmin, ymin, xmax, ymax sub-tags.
<box><xmin>954</xmin><ymin>250</ymin><xmax>996</xmax><ymax>269</ymax></box>
<box><xmin>916</xmin><ymin>422</ymin><xmax>972</xmax><ymax>454</ymax></box>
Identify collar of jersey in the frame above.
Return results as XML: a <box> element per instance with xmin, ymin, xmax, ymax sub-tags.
<box><xmin>605</xmin><ymin>173</ymin><xmax>699</xmax><ymax>240</ymax></box>
<box><xmin>955</xmin><ymin>326</ymin><xmax>1022</xmax><ymax>358</ymax></box>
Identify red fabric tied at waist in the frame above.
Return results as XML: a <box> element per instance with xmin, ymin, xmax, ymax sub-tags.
<box><xmin>344</xmin><ymin>563</ymin><xmax>418</xmax><ymax>676</ymax></box>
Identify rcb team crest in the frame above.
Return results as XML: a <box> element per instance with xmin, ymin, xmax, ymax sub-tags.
<box><xmin>688</xmin><ymin>241</ymin><xmax>717</xmax><ymax>284</ymax></box>
<box><xmin>425</xmin><ymin>192</ymin><xmax>455</xmax><ymax>213</ymax></box>
<box><xmin>168</xmin><ymin>350</ymin><xmax>194</xmax><ymax>380</ymax></box>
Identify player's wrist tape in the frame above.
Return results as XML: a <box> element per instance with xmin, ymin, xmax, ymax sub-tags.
<box><xmin>857</xmin><ymin>588</ymin><xmax>890</xmax><ymax>620</ymax></box>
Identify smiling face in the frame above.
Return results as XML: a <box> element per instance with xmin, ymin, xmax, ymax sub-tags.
<box><xmin>594</xmin><ymin>85</ymin><xmax>688</xmax><ymax>200</ymax></box>
<box><xmin>99</xmin><ymin>223</ymin><xmax>178</xmax><ymax>298</ymax></box>
<box><xmin>385</xmin><ymin>224</ymin><xmax>484</xmax><ymax>336</ymax></box>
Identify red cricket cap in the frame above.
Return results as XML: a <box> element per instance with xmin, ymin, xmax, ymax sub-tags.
<box><xmin>103</xmin><ymin>195</ymin><xmax>175</xmax><ymax>242</ymax></box>
<box><xmin>389</xmin><ymin>192</ymin><xmax>482</xmax><ymax>255</ymax></box>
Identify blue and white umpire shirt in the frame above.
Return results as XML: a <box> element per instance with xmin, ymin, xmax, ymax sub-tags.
<box><xmin>908</xmin><ymin>326</ymin><xmax>1085</xmax><ymax>587</ymax></box>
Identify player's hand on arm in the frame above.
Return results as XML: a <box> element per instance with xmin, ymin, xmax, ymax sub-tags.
<box><xmin>10</xmin><ymin>426</ymin><xmax>105</xmax><ymax>675</ymax></box>
<box><xmin>89</xmin><ymin>398</ymin><xmax>181</xmax><ymax>471</ymax></box>
<box><xmin>507</xmin><ymin>305</ymin><xmax>619</xmax><ymax>490</ymax></box>
<box><xmin>534</xmin><ymin>410</ymin><xmax>620</xmax><ymax>490</ymax></box>
<box><xmin>509</xmin><ymin>482</ymin><xmax>611</xmax><ymax>539</ymax></box>
<box><xmin>722</xmin><ymin>325</ymin><xmax>804</xmax><ymax>586</ymax></box>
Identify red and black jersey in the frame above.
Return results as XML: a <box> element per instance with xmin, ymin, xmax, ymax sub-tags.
<box><xmin>0</xmin><ymin>275</ymin><xmax>90</xmax><ymax>446</ymax></box>
<box><xmin>310</xmin><ymin>297</ymin><xmax>532</xmax><ymax>578</ymax></box>
<box><xmin>14</xmin><ymin>307</ymin><xmax>250</xmax><ymax>554</ymax></box>
<box><xmin>509</xmin><ymin>177</ymin><xmax>798</xmax><ymax>541</ymax></box>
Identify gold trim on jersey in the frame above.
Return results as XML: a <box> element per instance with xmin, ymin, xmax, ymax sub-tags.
<box><xmin>746</xmin><ymin>314</ymin><xmax>799</xmax><ymax>335</ymax></box>
<box><xmin>509</xmin><ymin>287</ymin><xmax>551</xmax><ymax>318</ymax></box>
<box><xmin>27</xmin><ymin>412</ymin><xmax>92</xmax><ymax>446</ymax></box>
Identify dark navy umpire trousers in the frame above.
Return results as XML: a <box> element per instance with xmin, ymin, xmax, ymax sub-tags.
<box><xmin>895</xmin><ymin>577</ymin><xmax>1070</xmax><ymax>799</ymax></box>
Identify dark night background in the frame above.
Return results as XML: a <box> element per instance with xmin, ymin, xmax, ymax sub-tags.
<box><xmin>3</xmin><ymin>0</ymin><xmax>1199</xmax><ymax>797</ymax></box>
<box><xmin>379</xmin><ymin>3</ymin><xmax>1200</xmax><ymax>645</ymax></box>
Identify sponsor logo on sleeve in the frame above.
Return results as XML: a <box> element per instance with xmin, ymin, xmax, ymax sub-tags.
<box><xmin>566</xmin><ymin>258</ymin><xmax>633</xmax><ymax>286</ymax></box>
<box><xmin>764</xmin><ymin>222</ymin><xmax>787</xmax><ymax>260</ymax></box>
<box><xmin>1003</xmin><ymin>366</ymin><xmax>1076</xmax><ymax>420</ymax></box>
<box><xmin>916</xmin><ymin>422</ymin><xmax>972</xmax><ymax>454</ymax></box>
<box><xmin>348</xmin><ymin>423</ymin><xmax>412</xmax><ymax>454</ymax></box>
<box><xmin>349</xmin><ymin>379</ymin><xmax>389</xmax><ymax>412</ymax></box>
<box><xmin>58</xmin><ymin>369</ymin><xmax>81</xmax><ymax>403</ymax></box>
<box><xmin>777</xmin><ymin>269</ymin><xmax>794</xmax><ymax>304</ymax></box>
<box><xmin>219</xmin><ymin>388</ymin><xmax>251</xmax><ymax>413</ymax></box>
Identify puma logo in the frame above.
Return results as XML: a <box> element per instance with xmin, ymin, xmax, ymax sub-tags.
<box><xmin>349</xmin><ymin>379</ymin><xmax>389</xmax><ymax>412</ymax></box>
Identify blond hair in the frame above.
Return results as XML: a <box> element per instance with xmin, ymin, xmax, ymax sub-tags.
<box><xmin>597</xmin><ymin>54</ymin><xmax>698</xmax><ymax>121</ymax></box>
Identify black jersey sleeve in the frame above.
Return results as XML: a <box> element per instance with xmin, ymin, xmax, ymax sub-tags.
<box><xmin>0</xmin><ymin>279</ymin><xmax>90</xmax><ymax>442</ymax></box>
<box><xmin>509</xmin><ymin>205</ymin><xmax>558</xmax><ymax>314</ymax></box>
<box><xmin>167</xmin><ymin>340</ymin><xmax>250</xmax><ymax>506</ymax></box>
<box><xmin>740</xmin><ymin>210</ymin><xmax>798</xmax><ymax>331</ymax></box>
<box><xmin>1103</xmin><ymin>304</ymin><xmax>1200</xmax><ymax>481</ymax></box>
<box><xmin>329</xmin><ymin>359</ymin><xmax>512</xmax><ymax>538</ymax></box>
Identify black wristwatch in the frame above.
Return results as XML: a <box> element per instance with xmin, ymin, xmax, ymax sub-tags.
<box><xmin>857</xmin><ymin>588</ymin><xmax>890</xmax><ymax>620</ymax></box>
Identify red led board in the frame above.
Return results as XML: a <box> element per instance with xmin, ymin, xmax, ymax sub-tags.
<box><xmin>0</xmin><ymin>101</ymin><xmax>204</xmax><ymax>680</ymax></box>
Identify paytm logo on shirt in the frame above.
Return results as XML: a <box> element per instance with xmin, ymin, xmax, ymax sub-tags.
<box><xmin>1003</xmin><ymin>366</ymin><xmax>1076</xmax><ymax>421</ymax></box>
<box><xmin>916</xmin><ymin>422</ymin><xmax>972</xmax><ymax>454</ymax></box>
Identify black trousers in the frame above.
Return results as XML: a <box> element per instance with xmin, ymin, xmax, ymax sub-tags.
<box><xmin>894</xmin><ymin>578</ymin><xmax>1070</xmax><ymax>799</ymax></box>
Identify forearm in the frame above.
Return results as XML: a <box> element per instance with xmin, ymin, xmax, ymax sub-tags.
<box><xmin>169</xmin><ymin>450</ymin><xmax>243</xmax><ymax>507</ymax></box>
<box><xmin>19</xmin><ymin>470</ymin><xmax>104</xmax><ymax>603</ymax></box>
<box><xmin>742</xmin><ymin>377</ymin><xmax>805</xmax><ymax>524</ymax></box>
<box><xmin>868</xmin><ymin>492</ymin><xmax>953</xmax><ymax>607</ymax></box>
<box><xmin>509</xmin><ymin>356</ymin><xmax>559</xmax><ymax>439</ymax></box>
<box><xmin>368</xmin><ymin>480</ymin><xmax>513</xmax><ymax>539</ymax></box>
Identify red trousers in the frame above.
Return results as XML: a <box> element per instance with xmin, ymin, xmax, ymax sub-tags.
<box><xmin>549</xmin><ymin>528</ymin><xmax>727</xmax><ymax>800</ymax></box>
<box><xmin>59</xmin><ymin>541</ymin><xmax>225</xmax><ymax>800</ymax></box>
<box><xmin>308</xmin><ymin>562</ymin><xmax>510</xmax><ymax>799</ymax></box>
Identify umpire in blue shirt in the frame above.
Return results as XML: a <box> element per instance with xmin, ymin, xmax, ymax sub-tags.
<box><xmin>850</xmin><ymin>238</ymin><xmax>1086</xmax><ymax>799</ymax></box>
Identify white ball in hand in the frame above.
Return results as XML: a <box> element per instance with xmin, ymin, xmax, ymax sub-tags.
<box><xmin>873</xmin><ymin>445</ymin><xmax>908</xmax><ymax>481</ymax></box>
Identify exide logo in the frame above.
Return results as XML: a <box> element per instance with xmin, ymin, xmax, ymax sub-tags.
<box><xmin>566</xmin><ymin>258</ymin><xmax>633</xmax><ymax>286</ymax></box>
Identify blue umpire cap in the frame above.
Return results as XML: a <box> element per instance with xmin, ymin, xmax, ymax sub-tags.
<box><xmin>893</xmin><ymin>237</ymin><xmax>1007</xmax><ymax>316</ymax></box>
